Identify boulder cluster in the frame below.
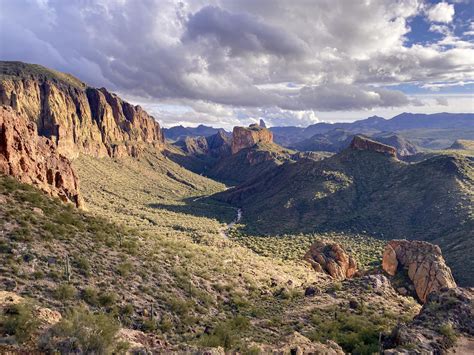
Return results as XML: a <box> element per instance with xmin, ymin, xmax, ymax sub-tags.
<box><xmin>382</xmin><ymin>239</ymin><xmax>457</xmax><ymax>302</ymax></box>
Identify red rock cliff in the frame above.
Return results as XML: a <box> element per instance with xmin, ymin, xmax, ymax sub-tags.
<box><xmin>231</xmin><ymin>124</ymin><xmax>273</xmax><ymax>154</ymax></box>
<box><xmin>0</xmin><ymin>106</ymin><xmax>83</xmax><ymax>207</ymax></box>
<box><xmin>0</xmin><ymin>62</ymin><xmax>164</xmax><ymax>159</ymax></box>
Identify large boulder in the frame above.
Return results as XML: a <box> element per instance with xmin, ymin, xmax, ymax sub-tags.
<box><xmin>0</xmin><ymin>106</ymin><xmax>83</xmax><ymax>207</ymax></box>
<box><xmin>231</xmin><ymin>124</ymin><xmax>273</xmax><ymax>154</ymax></box>
<box><xmin>304</xmin><ymin>241</ymin><xmax>357</xmax><ymax>280</ymax></box>
<box><xmin>382</xmin><ymin>240</ymin><xmax>457</xmax><ymax>302</ymax></box>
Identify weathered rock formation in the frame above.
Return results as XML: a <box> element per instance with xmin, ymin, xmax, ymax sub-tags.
<box><xmin>304</xmin><ymin>241</ymin><xmax>358</xmax><ymax>280</ymax></box>
<box><xmin>382</xmin><ymin>240</ymin><xmax>457</xmax><ymax>302</ymax></box>
<box><xmin>384</xmin><ymin>287</ymin><xmax>474</xmax><ymax>354</ymax></box>
<box><xmin>231</xmin><ymin>124</ymin><xmax>273</xmax><ymax>154</ymax></box>
<box><xmin>0</xmin><ymin>106</ymin><xmax>82</xmax><ymax>207</ymax></box>
<box><xmin>350</xmin><ymin>135</ymin><xmax>397</xmax><ymax>157</ymax></box>
<box><xmin>178</xmin><ymin>130</ymin><xmax>231</xmax><ymax>157</ymax></box>
<box><xmin>0</xmin><ymin>61</ymin><xmax>164</xmax><ymax>160</ymax></box>
<box><xmin>259</xmin><ymin>119</ymin><xmax>267</xmax><ymax>128</ymax></box>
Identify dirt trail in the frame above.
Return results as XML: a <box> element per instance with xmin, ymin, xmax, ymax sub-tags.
<box><xmin>220</xmin><ymin>208</ymin><xmax>242</xmax><ymax>239</ymax></box>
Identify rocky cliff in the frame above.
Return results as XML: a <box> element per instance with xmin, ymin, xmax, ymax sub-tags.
<box><xmin>382</xmin><ymin>240</ymin><xmax>457</xmax><ymax>302</ymax></box>
<box><xmin>0</xmin><ymin>61</ymin><xmax>164</xmax><ymax>160</ymax></box>
<box><xmin>231</xmin><ymin>124</ymin><xmax>273</xmax><ymax>154</ymax></box>
<box><xmin>0</xmin><ymin>106</ymin><xmax>82</xmax><ymax>207</ymax></box>
<box><xmin>350</xmin><ymin>135</ymin><xmax>397</xmax><ymax>157</ymax></box>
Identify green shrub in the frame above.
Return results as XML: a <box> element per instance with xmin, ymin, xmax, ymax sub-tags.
<box><xmin>199</xmin><ymin>316</ymin><xmax>250</xmax><ymax>350</ymax></box>
<box><xmin>98</xmin><ymin>292</ymin><xmax>117</xmax><ymax>308</ymax></box>
<box><xmin>54</xmin><ymin>284</ymin><xmax>76</xmax><ymax>301</ymax></box>
<box><xmin>439</xmin><ymin>323</ymin><xmax>457</xmax><ymax>347</ymax></box>
<box><xmin>81</xmin><ymin>287</ymin><xmax>99</xmax><ymax>306</ymax></box>
<box><xmin>74</xmin><ymin>256</ymin><xmax>91</xmax><ymax>276</ymax></box>
<box><xmin>43</xmin><ymin>306</ymin><xmax>120</xmax><ymax>354</ymax></box>
<box><xmin>116</xmin><ymin>262</ymin><xmax>133</xmax><ymax>277</ymax></box>
<box><xmin>0</xmin><ymin>302</ymin><xmax>39</xmax><ymax>343</ymax></box>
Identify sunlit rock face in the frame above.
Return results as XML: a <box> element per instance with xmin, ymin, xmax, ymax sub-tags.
<box><xmin>0</xmin><ymin>106</ymin><xmax>83</xmax><ymax>207</ymax></box>
<box><xmin>382</xmin><ymin>239</ymin><xmax>457</xmax><ymax>302</ymax></box>
<box><xmin>231</xmin><ymin>124</ymin><xmax>273</xmax><ymax>154</ymax></box>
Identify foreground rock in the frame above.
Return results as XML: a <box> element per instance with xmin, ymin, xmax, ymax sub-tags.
<box><xmin>384</xmin><ymin>287</ymin><xmax>474</xmax><ymax>354</ymax></box>
<box><xmin>304</xmin><ymin>241</ymin><xmax>357</xmax><ymax>280</ymax></box>
<box><xmin>0</xmin><ymin>61</ymin><xmax>164</xmax><ymax>159</ymax></box>
<box><xmin>382</xmin><ymin>240</ymin><xmax>457</xmax><ymax>302</ymax></box>
<box><xmin>231</xmin><ymin>124</ymin><xmax>273</xmax><ymax>154</ymax></box>
<box><xmin>350</xmin><ymin>135</ymin><xmax>397</xmax><ymax>157</ymax></box>
<box><xmin>0</xmin><ymin>106</ymin><xmax>83</xmax><ymax>207</ymax></box>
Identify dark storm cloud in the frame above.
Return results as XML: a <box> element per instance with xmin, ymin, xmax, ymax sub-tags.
<box><xmin>183</xmin><ymin>5</ymin><xmax>306</xmax><ymax>56</ymax></box>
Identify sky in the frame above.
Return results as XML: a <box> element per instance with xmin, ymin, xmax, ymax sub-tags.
<box><xmin>0</xmin><ymin>0</ymin><xmax>473</xmax><ymax>128</ymax></box>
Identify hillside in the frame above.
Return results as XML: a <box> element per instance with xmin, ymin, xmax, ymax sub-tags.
<box><xmin>218</xmin><ymin>138</ymin><xmax>474</xmax><ymax>286</ymax></box>
<box><xmin>163</xmin><ymin>125</ymin><xmax>228</xmax><ymax>141</ymax></box>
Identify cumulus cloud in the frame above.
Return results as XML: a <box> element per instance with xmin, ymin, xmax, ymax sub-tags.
<box><xmin>0</xmin><ymin>0</ymin><xmax>472</xmax><ymax>127</ymax></box>
<box><xmin>426</xmin><ymin>2</ymin><xmax>455</xmax><ymax>23</ymax></box>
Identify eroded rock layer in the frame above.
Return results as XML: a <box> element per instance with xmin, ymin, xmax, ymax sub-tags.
<box><xmin>382</xmin><ymin>239</ymin><xmax>457</xmax><ymax>302</ymax></box>
<box><xmin>0</xmin><ymin>106</ymin><xmax>83</xmax><ymax>207</ymax></box>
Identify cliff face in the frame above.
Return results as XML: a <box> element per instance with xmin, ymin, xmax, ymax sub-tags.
<box><xmin>231</xmin><ymin>124</ymin><xmax>273</xmax><ymax>154</ymax></box>
<box><xmin>0</xmin><ymin>106</ymin><xmax>82</xmax><ymax>207</ymax></box>
<box><xmin>0</xmin><ymin>66</ymin><xmax>164</xmax><ymax>160</ymax></box>
<box><xmin>350</xmin><ymin>135</ymin><xmax>397</xmax><ymax>157</ymax></box>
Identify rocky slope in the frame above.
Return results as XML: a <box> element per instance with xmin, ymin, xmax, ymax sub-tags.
<box><xmin>0</xmin><ymin>61</ymin><xmax>164</xmax><ymax>160</ymax></box>
<box><xmin>217</xmin><ymin>136</ymin><xmax>474</xmax><ymax>285</ymax></box>
<box><xmin>0</xmin><ymin>106</ymin><xmax>82</xmax><ymax>207</ymax></box>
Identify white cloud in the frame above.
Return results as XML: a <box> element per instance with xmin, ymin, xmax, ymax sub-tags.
<box><xmin>0</xmin><ymin>0</ymin><xmax>472</xmax><ymax>127</ymax></box>
<box><xmin>426</xmin><ymin>2</ymin><xmax>455</xmax><ymax>23</ymax></box>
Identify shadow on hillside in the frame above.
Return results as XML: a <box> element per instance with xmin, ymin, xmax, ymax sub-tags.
<box><xmin>147</xmin><ymin>196</ymin><xmax>236</xmax><ymax>224</ymax></box>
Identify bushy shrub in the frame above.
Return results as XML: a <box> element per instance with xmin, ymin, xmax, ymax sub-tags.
<box><xmin>199</xmin><ymin>316</ymin><xmax>250</xmax><ymax>350</ymax></box>
<box><xmin>0</xmin><ymin>302</ymin><xmax>39</xmax><ymax>343</ymax></box>
<box><xmin>42</xmin><ymin>306</ymin><xmax>121</xmax><ymax>354</ymax></box>
<box><xmin>54</xmin><ymin>284</ymin><xmax>76</xmax><ymax>301</ymax></box>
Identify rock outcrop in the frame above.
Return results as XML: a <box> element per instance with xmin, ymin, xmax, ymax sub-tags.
<box><xmin>382</xmin><ymin>240</ymin><xmax>457</xmax><ymax>302</ymax></box>
<box><xmin>0</xmin><ymin>106</ymin><xmax>83</xmax><ymax>207</ymax></box>
<box><xmin>231</xmin><ymin>124</ymin><xmax>273</xmax><ymax>154</ymax></box>
<box><xmin>0</xmin><ymin>61</ymin><xmax>164</xmax><ymax>160</ymax></box>
<box><xmin>384</xmin><ymin>287</ymin><xmax>474</xmax><ymax>354</ymax></box>
<box><xmin>304</xmin><ymin>241</ymin><xmax>358</xmax><ymax>280</ymax></box>
<box><xmin>176</xmin><ymin>130</ymin><xmax>231</xmax><ymax>158</ymax></box>
<box><xmin>350</xmin><ymin>135</ymin><xmax>397</xmax><ymax>157</ymax></box>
